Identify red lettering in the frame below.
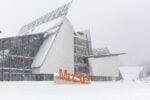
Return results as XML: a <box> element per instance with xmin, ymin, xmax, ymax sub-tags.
<box><xmin>57</xmin><ymin>69</ymin><xmax>90</xmax><ymax>84</ymax></box>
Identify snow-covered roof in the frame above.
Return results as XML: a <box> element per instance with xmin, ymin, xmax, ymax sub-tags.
<box><xmin>0</xmin><ymin>33</ymin><xmax>18</xmax><ymax>39</ymax></box>
<box><xmin>0</xmin><ymin>2</ymin><xmax>72</xmax><ymax>39</ymax></box>
<box><xmin>87</xmin><ymin>53</ymin><xmax>125</xmax><ymax>58</ymax></box>
<box><xmin>23</xmin><ymin>17</ymin><xmax>64</xmax><ymax>35</ymax></box>
<box><xmin>19</xmin><ymin>2</ymin><xmax>72</xmax><ymax>35</ymax></box>
<box><xmin>119</xmin><ymin>66</ymin><xmax>143</xmax><ymax>81</ymax></box>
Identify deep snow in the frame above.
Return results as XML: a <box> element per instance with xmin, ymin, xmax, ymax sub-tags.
<box><xmin>0</xmin><ymin>81</ymin><xmax>150</xmax><ymax>100</ymax></box>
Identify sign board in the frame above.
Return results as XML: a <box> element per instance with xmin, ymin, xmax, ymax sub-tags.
<box><xmin>54</xmin><ymin>69</ymin><xmax>91</xmax><ymax>84</ymax></box>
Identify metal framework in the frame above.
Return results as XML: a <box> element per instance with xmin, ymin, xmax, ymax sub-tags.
<box><xmin>0</xmin><ymin>33</ymin><xmax>46</xmax><ymax>81</ymax></box>
<box><xmin>19</xmin><ymin>1</ymin><xmax>72</xmax><ymax>34</ymax></box>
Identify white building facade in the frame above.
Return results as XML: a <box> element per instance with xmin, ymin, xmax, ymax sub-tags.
<box><xmin>88</xmin><ymin>55</ymin><xmax>121</xmax><ymax>81</ymax></box>
<box><xmin>32</xmin><ymin>18</ymin><xmax>74</xmax><ymax>74</ymax></box>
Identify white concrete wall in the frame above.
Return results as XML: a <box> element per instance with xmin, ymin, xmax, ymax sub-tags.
<box><xmin>88</xmin><ymin>56</ymin><xmax>119</xmax><ymax>77</ymax></box>
<box><xmin>32</xmin><ymin>18</ymin><xmax>74</xmax><ymax>74</ymax></box>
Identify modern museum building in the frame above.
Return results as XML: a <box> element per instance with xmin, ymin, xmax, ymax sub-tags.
<box><xmin>0</xmin><ymin>2</ymin><xmax>124</xmax><ymax>81</ymax></box>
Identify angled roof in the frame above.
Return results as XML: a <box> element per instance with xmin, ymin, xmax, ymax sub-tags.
<box><xmin>0</xmin><ymin>2</ymin><xmax>72</xmax><ymax>52</ymax></box>
<box><xmin>87</xmin><ymin>53</ymin><xmax>126</xmax><ymax>58</ymax></box>
<box><xmin>0</xmin><ymin>2</ymin><xmax>73</xmax><ymax>67</ymax></box>
<box><xmin>119</xmin><ymin>66</ymin><xmax>143</xmax><ymax>81</ymax></box>
<box><xmin>19</xmin><ymin>2</ymin><xmax>72</xmax><ymax>35</ymax></box>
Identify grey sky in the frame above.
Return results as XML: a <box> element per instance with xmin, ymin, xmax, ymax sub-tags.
<box><xmin>0</xmin><ymin>0</ymin><xmax>150</xmax><ymax>65</ymax></box>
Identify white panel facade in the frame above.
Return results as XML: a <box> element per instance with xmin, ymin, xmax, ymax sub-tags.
<box><xmin>31</xmin><ymin>34</ymin><xmax>56</xmax><ymax>68</ymax></box>
<box><xmin>32</xmin><ymin>18</ymin><xmax>74</xmax><ymax>74</ymax></box>
<box><xmin>88</xmin><ymin>56</ymin><xmax>119</xmax><ymax>77</ymax></box>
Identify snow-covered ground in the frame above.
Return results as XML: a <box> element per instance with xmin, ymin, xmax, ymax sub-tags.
<box><xmin>0</xmin><ymin>81</ymin><xmax>150</xmax><ymax>100</ymax></box>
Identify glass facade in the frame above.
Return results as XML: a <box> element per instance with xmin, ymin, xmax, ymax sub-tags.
<box><xmin>0</xmin><ymin>33</ymin><xmax>46</xmax><ymax>81</ymax></box>
<box><xmin>74</xmin><ymin>32</ymin><xmax>92</xmax><ymax>75</ymax></box>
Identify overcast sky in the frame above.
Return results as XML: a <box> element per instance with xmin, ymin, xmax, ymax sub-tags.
<box><xmin>0</xmin><ymin>0</ymin><xmax>150</xmax><ymax>65</ymax></box>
